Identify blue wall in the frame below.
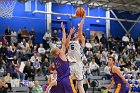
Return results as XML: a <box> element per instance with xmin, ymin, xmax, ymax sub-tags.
<box><xmin>0</xmin><ymin>2</ymin><xmax>139</xmax><ymax>43</ymax></box>
<box><xmin>130</xmin><ymin>19</ymin><xmax>140</xmax><ymax>38</ymax></box>
<box><xmin>110</xmin><ymin>10</ymin><xmax>140</xmax><ymax>38</ymax></box>
<box><xmin>52</xmin><ymin>3</ymin><xmax>106</xmax><ymax>39</ymax></box>
<box><xmin>0</xmin><ymin>1</ymin><xmax>46</xmax><ymax>43</ymax></box>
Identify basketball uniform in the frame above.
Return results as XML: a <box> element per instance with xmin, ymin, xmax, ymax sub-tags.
<box><xmin>111</xmin><ymin>67</ymin><xmax>126</xmax><ymax>93</ymax></box>
<box><xmin>50</xmin><ymin>55</ymin><xmax>76</xmax><ymax>93</ymax></box>
<box><xmin>50</xmin><ymin>74</ymin><xmax>57</xmax><ymax>82</ymax></box>
<box><xmin>67</xmin><ymin>40</ymin><xmax>84</xmax><ymax>80</ymax></box>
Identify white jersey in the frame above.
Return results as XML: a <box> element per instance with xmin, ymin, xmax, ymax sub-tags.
<box><xmin>67</xmin><ymin>40</ymin><xmax>83</xmax><ymax>63</ymax></box>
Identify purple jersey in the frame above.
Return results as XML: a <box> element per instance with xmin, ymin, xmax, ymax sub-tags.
<box><xmin>51</xmin><ymin>55</ymin><xmax>76</xmax><ymax>93</ymax></box>
<box><xmin>54</xmin><ymin>55</ymin><xmax>70</xmax><ymax>81</ymax></box>
<box><xmin>111</xmin><ymin>67</ymin><xmax>126</xmax><ymax>93</ymax></box>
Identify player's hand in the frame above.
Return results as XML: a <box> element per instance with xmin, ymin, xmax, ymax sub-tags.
<box><xmin>128</xmin><ymin>85</ymin><xmax>132</xmax><ymax>91</ymax></box>
<box><xmin>70</xmin><ymin>27</ymin><xmax>75</xmax><ymax>35</ymax></box>
<box><xmin>62</xmin><ymin>38</ymin><xmax>66</xmax><ymax>44</ymax></box>
<box><xmin>61</xmin><ymin>22</ymin><xmax>65</xmax><ymax>30</ymax></box>
<box><xmin>106</xmin><ymin>84</ymin><xmax>111</xmax><ymax>90</ymax></box>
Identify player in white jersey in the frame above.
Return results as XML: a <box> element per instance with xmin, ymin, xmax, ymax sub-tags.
<box><xmin>64</xmin><ymin>14</ymin><xmax>86</xmax><ymax>93</ymax></box>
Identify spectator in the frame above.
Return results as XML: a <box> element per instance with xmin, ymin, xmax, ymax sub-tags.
<box><xmin>43</xmin><ymin>31</ymin><xmax>51</xmax><ymax>49</ymax></box>
<box><xmin>12</xmin><ymin>55</ymin><xmax>19</xmax><ymax>68</ymax></box>
<box><xmin>5</xmin><ymin>26</ymin><xmax>11</xmax><ymax>44</ymax></box>
<box><xmin>33</xmin><ymin>81</ymin><xmax>43</xmax><ymax>93</ymax></box>
<box><xmin>56</xmin><ymin>38</ymin><xmax>62</xmax><ymax>48</ymax></box>
<box><xmin>52</xmin><ymin>30</ymin><xmax>57</xmax><ymax>42</ymax></box>
<box><xmin>22</xmin><ymin>27</ymin><xmax>29</xmax><ymax>36</ymax></box>
<box><xmin>42</xmin><ymin>53</ymin><xmax>49</xmax><ymax>63</ymax></box>
<box><xmin>42</xmin><ymin>58</ymin><xmax>50</xmax><ymax>76</ymax></box>
<box><xmin>20</xmin><ymin>53</ymin><xmax>28</xmax><ymax>63</ymax></box>
<box><xmin>122</xmin><ymin>34</ymin><xmax>129</xmax><ymax>46</ymax></box>
<box><xmin>38</xmin><ymin>44</ymin><xmax>45</xmax><ymax>54</ymax></box>
<box><xmin>11</xmin><ymin>29</ymin><xmax>17</xmax><ymax>44</ymax></box>
<box><xmin>4</xmin><ymin>73</ymin><xmax>12</xmax><ymax>91</ymax></box>
<box><xmin>27</xmin><ymin>82</ymin><xmax>34</xmax><ymax>93</ymax></box>
<box><xmin>94</xmin><ymin>53</ymin><xmax>101</xmax><ymax>67</ymax></box>
<box><xmin>85</xmin><ymin>40</ymin><xmax>92</xmax><ymax>49</ymax></box>
<box><xmin>89</xmin><ymin>57</ymin><xmax>100</xmax><ymax>76</ymax></box>
<box><xmin>0</xmin><ymin>80</ymin><xmax>8</xmax><ymax>93</ymax></box>
<box><xmin>1</xmin><ymin>36</ymin><xmax>7</xmax><ymax>46</ymax></box>
<box><xmin>0</xmin><ymin>42</ymin><xmax>3</xmax><ymax>55</ymax></box>
<box><xmin>18</xmin><ymin>29</ymin><xmax>22</xmax><ymax>43</ymax></box>
<box><xmin>111</xmin><ymin>51</ymin><xmax>118</xmax><ymax>62</ymax></box>
<box><xmin>100</xmin><ymin>34</ymin><xmax>106</xmax><ymax>48</ymax></box>
<box><xmin>85</xmin><ymin>48</ymin><xmax>93</xmax><ymax>59</ymax></box>
<box><xmin>30</xmin><ymin>52</ymin><xmax>41</xmax><ymax>63</ymax></box>
<box><xmin>57</xmin><ymin>29</ymin><xmax>62</xmax><ymax>39</ymax></box>
<box><xmin>23</xmin><ymin>60</ymin><xmax>35</xmax><ymax>81</ymax></box>
<box><xmin>0</xmin><ymin>56</ymin><xmax>6</xmax><ymax>74</ymax></box>
<box><xmin>20</xmin><ymin>38</ymin><xmax>29</xmax><ymax>50</ymax></box>
<box><xmin>29</xmin><ymin>28</ymin><xmax>36</xmax><ymax>44</ymax></box>
<box><xmin>100</xmin><ymin>51</ymin><xmax>107</xmax><ymax>65</ymax></box>
<box><xmin>104</xmin><ymin>65</ymin><xmax>111</xmax><ymax>80</ymax></box>
<box><xmin>32</xmin><ymin>45</ymin><xmax>38</xmax><ymax>53</ymax></box>
<box><xmin>6</xmin><ymin>47</ymin><xmax>14</xmax><ymax>60</ymax></box>
<box><xmin>33</xmin><ymin>59</ymin><xmax>41</xmax><ymax>76</ymax></box>
<box><xmin>6</xmin><ymin>63</ymin><xmax>16</xmax><ymax>78</ymax></box>
<box><xmin>16</xmin><ymin>63</ymin><xmax>25</xmax><ymax>81</ymax></box>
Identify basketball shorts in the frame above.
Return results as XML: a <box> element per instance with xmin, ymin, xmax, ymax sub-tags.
<box><xmin>114</xmin><ymin>83</ymin><xmax>126</xmax><ymax>93</ymax></box>
<box><xmin>50</xmin><ymin>76</ymin><xmax>76</xmax><ymax>93</ymax></box>
<box><xmin>70</xmin><ymin>62</ymin><xmax>84</xmax><ymax>81</ymax></box>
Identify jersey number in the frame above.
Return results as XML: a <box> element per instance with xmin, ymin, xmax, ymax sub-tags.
<box><xmin>71</xmin><ymin>44</ymin><xmax>74</xmax><ymax>50</ymax></box>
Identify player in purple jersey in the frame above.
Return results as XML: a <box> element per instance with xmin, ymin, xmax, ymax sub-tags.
<box><xmin>45</xmin><ymin>22</ymin><xmax>76</xmax><ymax>93</ymax></box>
<box><xmin>107</xmin><ymin>57</ymin><xmax>131</xmax><ymax>93</ymax></box>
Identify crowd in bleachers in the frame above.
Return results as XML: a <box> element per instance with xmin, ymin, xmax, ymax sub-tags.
<box><xmin>0</xmin><ymin>26</ymin><xmax>140</xmax><ymax>93</ymax></box>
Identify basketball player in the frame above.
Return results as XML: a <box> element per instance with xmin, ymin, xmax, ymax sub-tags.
<box><xmin>66</xmin><ymin>14</ymin><xmax>86</xmax><ymax>93</ymax></box>
<box><xmin>46</xmin><ymin>22</ymin><xmax>76</xmax><ymax>93</ymax></box>
<box><xmin>107</xmin><ymin>57</ymin><xmax>132</xmax><ymax>93</ymax></box>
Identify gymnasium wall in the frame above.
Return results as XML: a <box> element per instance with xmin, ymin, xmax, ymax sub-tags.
<box><xmin>0</xmin><ymin>2</ymin><xmax>139</xmax><ymax>43</ymax></box>
<box><xmin>0</xmin><ymin>1</ymin><xmax>46</xmax><ymax>43</ymax></box>
<box><xmin>52</xmin><ymin>3</ymin><xmax>106</xmax><ymax>39</ymax></box>
<box><xmin>130</xmin><ymin>19</ymin><xmax>140</xmax><ymax>39</ymax></box>
<box><xmin>110</xmin><ymin>10</ymin><xmax>140</xmax><ymax>38</ymax></box>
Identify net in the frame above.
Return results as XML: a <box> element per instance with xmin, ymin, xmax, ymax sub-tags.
<box><xmin>0</xmin><ymin>0</ymin><xmax>16</xmax><ymax>18</ymax></box>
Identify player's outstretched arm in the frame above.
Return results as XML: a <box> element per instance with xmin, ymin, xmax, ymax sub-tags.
<box><xmin>65</xmin><ymin>27</ymin><xmax>75</xmax><ymax>48</ymax></box>
<box><xmin>61</xmin><ymin>22</ymin><xmax>66</xmax><ymax>52</ymax></box>
<box><xmin>78</xmin><ymin>13</ymin><xmax>86</xmax><ymax>47</ymax></box>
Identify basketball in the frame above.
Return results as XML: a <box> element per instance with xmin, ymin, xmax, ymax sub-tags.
<box><xmin>76</xmin><ymin>7</ymin><xmax>85</xmax><ymax>18</ymax></box>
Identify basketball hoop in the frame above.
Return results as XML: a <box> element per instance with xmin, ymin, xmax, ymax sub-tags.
<box><xmin>0</xmin><ymin>0</ymin><xmax>16</xmax><ymax>18</ymax></box>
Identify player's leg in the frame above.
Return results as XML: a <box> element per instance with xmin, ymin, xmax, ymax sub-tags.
<box><xmin>114</xmin><ymin>83</ymin><xmax>126</xmax><ymax>93</ymax></box>
<box><xmin>62</xmin><ymin>76</ymin><xmax>77</xmax><ymax>93</ymax></box>
<box><xmin>77</xmin><ymin>80</ymin><xmax>85</xmax><ymax>93</ymax></box>
<box><xmin>75</xmin><ymin>64</ymin><xmax>85</xmax><ymax>93</ymax></box>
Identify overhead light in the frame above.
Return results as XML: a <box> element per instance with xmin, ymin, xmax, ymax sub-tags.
<box><xmin>18</xmin><ymin>0</ymin><xmax>29</xmax><ymax>3</ymax></box>
<box><xmin>96</xmin><ymin>19</ymin><xmax>100</xmax><ymax>23</ymax></box>
<box><xmin>39</xmin><ymin>0</ymin><xmax>52</xmax><ymax>4</ymax></box>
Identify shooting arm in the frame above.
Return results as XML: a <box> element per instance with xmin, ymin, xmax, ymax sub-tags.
<box><xmin>78</xmin><ymin>16</ymin><xmax>86</xmax><ymax>47</ymax></box>
<box><xmin>61</xmin><ymin>22</ymin><xmax>66</xmax><ymax>52</ymax></box>
<box><xmin>66</xmin><ymin>27</ymin><xmax>75</xmax><ymax>48</ymax></box>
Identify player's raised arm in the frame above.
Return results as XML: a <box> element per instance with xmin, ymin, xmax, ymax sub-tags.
<box><xmin>78</xmin><ymin>12</ymin><xmax>86</xmax><ymax>47</ymax></box>
<box><xmin>61</xmin><ymin>22</ymin><xmax>66</xmax><ymax>52</ymax></box>
<box><xmin>65</xmin><ymin>27</ymin><xmax>75</xmax><ymax>48</ymax></box>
